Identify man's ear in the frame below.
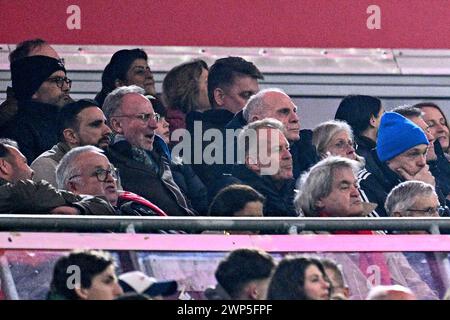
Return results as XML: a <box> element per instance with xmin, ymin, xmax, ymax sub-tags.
<box><xmin>74</xmin><ymin>287</ymin><xmax>89</xmax><ymax>300</ymax></box>
<box><xmin>63</xmin><ymin>128</ymin><xmax>78</xmax><ymax>146</ymax></box>
<box><xmin>243</xmin><ymin>282</ymin><xmax>259</xmax><ymax>300</ymax></box>
<box><xmin>392</xmin><ymin>211</ymin><xmax>403</xmax><ymax>217</ymax></box>
<box><xmin>109</xmin><ymin>118</ymin><xmax>123</xmax><ymax>134</ymax></box>
<box><xmin>369</xmin><ymin>114</ymin><xmax>377</xmax><ymax>127</ymax></box>
<box><xmin>250</xmin><ymin>115</ymin><xmax>261</xmax><ymax>122</ymax></box>
<box><xmin>315</xmin><ymin>198</ymin><xmax>324</xmax><ymax>210</ymax></box>
<box><xmin>68</xmin><ymin>180</ymin><xmax>79</xmax><ymax>193</ymax></box>
<box><xmin>213</xmin><ymin>88</ymin><xmax>225</xmax><ymax>106</ymax></box>
<box><xmin>245</xmin><ymin>154</ymin><xmax>260</xmax><ymax>174</ymax></box>
<box><xmin>0</xmin><ymin>159</ymin><xmax>11</xmax><ymax>178</ymax></box>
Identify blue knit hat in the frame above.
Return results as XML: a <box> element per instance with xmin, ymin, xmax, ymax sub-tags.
<box><xmin>376</xmin><ymin>112</ymin><xmax>429</xmax><ymax>162</ymax></box>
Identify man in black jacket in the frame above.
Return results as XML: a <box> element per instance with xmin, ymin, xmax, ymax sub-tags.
<box><xmin>358</xmin><ymin>112</ymin><xmax>434</xmax><ymax>217</ymax></box>
<box><xmin>215</xmin><ymin>118</ymin><xmax>298</xmax><ymax>217</ymax></box>
<box><xmin>103</xmin><ymin>85</ymin><xmax>196</xmax><ymax>216</ymax></box>
<box><xmin>0</xmin><ymin>55</ymin><xmax>72</xmax><ymax>163</ymax></box>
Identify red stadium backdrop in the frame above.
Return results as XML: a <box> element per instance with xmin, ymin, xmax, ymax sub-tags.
<box><xmin>1</xmin><ymin>0</ymin><xmax>449</xmax><ymax>48</ymax></box>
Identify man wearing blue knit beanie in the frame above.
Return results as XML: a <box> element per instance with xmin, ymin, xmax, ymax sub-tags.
<box><xmin>358</xmin><ymin>112</ymin><xmax>435</xmax><ymax>217</ymax></box>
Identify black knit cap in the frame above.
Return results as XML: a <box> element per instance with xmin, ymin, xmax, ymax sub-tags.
<box><xmin>11</xmin><ymin>55</ymin><xmax>66</xmax><ymax>101</ymax></box>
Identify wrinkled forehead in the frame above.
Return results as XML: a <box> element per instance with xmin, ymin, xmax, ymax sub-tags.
<box><xmin>75</xmin><ymin>152</ymin><xmax>111</xmax><ymax>170</ymax></box>
<box><xmin>263</xmin><ymin>91</ymin><xmax>295</xmax><ymax>108</ymax></box>
<box><xmin>119</xmin><ymin>93</ymin><xmax>153</xmax><ymax>114</ymax></box>
<box><xmin>4</xmin><ymin>145</ymin><xmax>25</xmax><ymax>162</ymax></box>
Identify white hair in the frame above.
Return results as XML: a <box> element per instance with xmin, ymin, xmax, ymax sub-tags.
<box><xmin>56</xmin><ymin>146</ymin><xmax>104</xmax><ymax>190</ymax></box>
<box><xmin>102</xmin><ymin>85</ymin><xmax>145</xmax><ymax>122</ymax></box>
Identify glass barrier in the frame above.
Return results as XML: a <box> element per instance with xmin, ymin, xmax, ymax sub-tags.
<box><xmin>1</xmin><ymin>233</ymin><xmax>449</xmax><ymax>300</ymax></box>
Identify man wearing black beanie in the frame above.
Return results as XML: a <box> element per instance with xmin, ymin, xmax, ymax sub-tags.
<box><xmin>0</xmin><ymin>55</ymin><xmax>72</xmax><ymax>163</ymax></box>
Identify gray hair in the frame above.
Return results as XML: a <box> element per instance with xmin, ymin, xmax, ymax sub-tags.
<box><xmin>242</xmin><ymin>88</ymin><xmax>287</xmax><ymax>122</ymax></box>
<box><xmin>385</xmin><ymin>181</ymin><xmax>436</xmax><ymax>216</ymax></box>
<box><xmin>56</xmin><ymin>145</ymin><xmax>104</xmax><ymax>190</ymax></box>
<box><xmin>391</xmin><ymin>105</ymin><xmax>424</xmax><ymax>119</ymax></box>
<box><xmin>312</xmin><ymin>120</ymin><xmax>355</xmax><ymax>158</ymax></box>
<box><xmin>102</xmin><ymin>85</ymin><xmax>145</xmax><ymax>122</ymax></box>
<box><xmin>237</xmin><ymin>118</ymin><xmax>285</xmax><ymax>160</ymax></box>
<box><xmin>295</xmin><ymin>156</ymin><xmax>362</xmax><ymax>216</ymax></box>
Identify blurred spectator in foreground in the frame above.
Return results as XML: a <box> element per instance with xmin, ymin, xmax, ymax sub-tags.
<box><xmin>366</xmin><ymin>285</ymin><xmax>417</xmax><ymax>300</ymax></box>
<box><xmin>204</xmin><ymin>248</ymin><xmax>275</xmax><ymax>300</ymax></box>
<box><xmin>334</xmin><ymin>95</ymin><xmax>384</xmax><ymax>159</ymax></box>
<box><xmin>267</xmin><ymin>256</ymin><xmax>330</xmax><ymax>300</ymax></box>
<box><xmin>95</xmin><ymin>48</ymin><xmax>156</xmax><ymax>106</ymax></box>
<box><xmin>47</xmin><ymin>250</ymin><xmax>123</xmax><ymax>300</ymax></box>
<box><xmin>118</xmin><ymin>271</ymin><xmax>178</xmax><ymax>300</ymax></box>
<box><xmin>208</xmin><ymin>184</ymin><xmax>264</xmax><ymax>234</ymax></box>
<box><xmin>321</xmin><ymin>258</ymin><xmax>350</xmax><ymax>300</ymax></box>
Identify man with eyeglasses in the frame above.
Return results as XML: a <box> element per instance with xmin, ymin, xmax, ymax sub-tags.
<box><xmin>358</xmin><ymin>112</ymin><xmax>436</xmax><ymax>218</ymax></box>
<box><xmin>385</xmin><ymin>180</ymin><xmax>445</xmax><ymax>297</ymax></box>
<box><xmin>30</xmin><ymin>99</ymin><xmax>113</xmax><ymax>187</ymax></box>
<box><xmin>0</xmin><ymin>138</ymin><xmax>116</xmax><ymax>216</ymax></box>
<box><xmin>103</xmin><ymin>85</ymin><xmax>196</xmax><ymax>216</ymax></box>
<box><xmin>0</xmin><ymin>38</ymin><xmax>72</xmax><ymax>131</ymax></box>
<box><xmin>0</xmin><ymin>55</ymin><xmax>73</xmax><ymax>164</ymax></box>
<box><xmin>56</xmin><ymin>145</ymin><xmax>167</xmax><ymax>217</ymax></box>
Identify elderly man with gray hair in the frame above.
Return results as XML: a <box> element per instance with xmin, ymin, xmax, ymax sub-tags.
<box><xmin>224</xmin><ymin>88</ymin><xmax>319</xmax><ymax>179</ymax></box>
<box><xmin>295</xmin><ymin>156</ymin><xmax>372</xmax><ymax>218</ymax></box>
<box><xmin>102</xmin><ymin>85</ymin><xmax>195</xmax><ymax>216</ymax></box>
<box><xmin>215</xmin><ymin>118</ymin><xmax>298</xmax><ymax>217</ymax></box>
<box><xmin>56</xmin><ymin>145</ymin><xmax>167</xmax><ymax>216</ymax></box>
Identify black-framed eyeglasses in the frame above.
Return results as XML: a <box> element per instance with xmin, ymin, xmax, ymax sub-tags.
<box><xmin>113</xmin><ymin>112</ymin><xmax>161</xmax><ymax>123</ymax></box>
<box><xmin>405</xmin><ymin>206</ymin><xmax>446</xmax><ymax>216</ymax></box>
<box><xmin>46</xmin><ymin>76</ymin><xmax>72</xmax><ymax>89</ymax></box>
<box><xmin>69</xmin><ymin>167</ymin><xmax>118</xmax><ymax>182</ymax></box>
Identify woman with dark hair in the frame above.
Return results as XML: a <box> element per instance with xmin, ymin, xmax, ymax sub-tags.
<box><xmin>414</xmin><ymin>102</ymin><xmax>450</xmax><ymax>158</ymax></box>
<box><xmin>162</xmin><ymin>59</ymin><xmax>210</xmax><ymax>132</ymax></box>
<box><xmin>208</xmin><ymin>184</ymin><xmax>265</xmax><ymax>218</ymax></box>
<box><xmin>95</xmin><ymin>49</ymin><xmax>156</xmax><ymax>106</ymax></box>
<box><xmin>267</xmin><ymin>256</ymin><xmax>330</xmax><ymax>300</ymax></box>
<box><xmin>334</xmin><ymin>95</ymin><xmax>384</xmax><ymax>159</ymax></box>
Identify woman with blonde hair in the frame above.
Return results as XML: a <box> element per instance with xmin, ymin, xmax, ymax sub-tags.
<box><xmin>312</xmin><ymin>120</ymin><xmax>365</xmax><ymax>164</ymax></box>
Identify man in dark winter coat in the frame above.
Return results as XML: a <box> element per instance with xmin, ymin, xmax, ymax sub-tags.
<box><xmin>358</xmin><ymin>112</ymin><xmax>435</xmax><ymax>218</ymax></box>
<box><xmin>103</xmin><ymin>85</ymin><xmax>196</xmax><ymax>216</ymax></box>
<box><xmin>184</xmin><ymin>57</ymin><xmax>264</xmax><ymax>186</ymax></box>
<box><xmin>214</xmin><ymin>118</ymin><xmax>298</xmax><ymax>217</ymax></box>
<box><xmin>0</xmin><ymin>55</ymin><xmax>72</xmax><ymax>163</ymax></box>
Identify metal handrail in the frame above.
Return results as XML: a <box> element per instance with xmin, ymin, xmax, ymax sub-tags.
<box><xmin>0</xmin><ymin>215</ymin><xmax>449</xmax><ymax>234</ymax></box>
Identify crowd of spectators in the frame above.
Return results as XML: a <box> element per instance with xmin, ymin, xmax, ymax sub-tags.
<box><xmin>1</xmin><ymin>38</ymin><xmax>450</xmax><ymax>300</ymax></box>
